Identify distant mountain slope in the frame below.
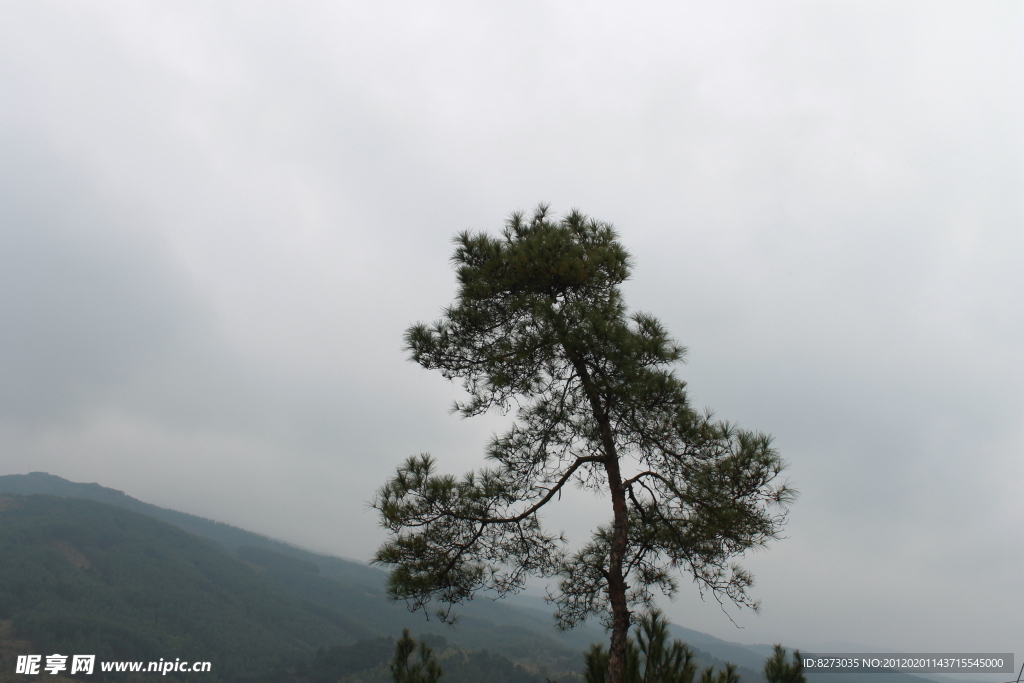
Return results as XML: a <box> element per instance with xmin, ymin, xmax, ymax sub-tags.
<box><xmin>0</xmin><ymin>494</ymin><xmax>369</xmax><ymax>681</ymax></box>
<box><xmin>0</xmin><ymin>473</ymin><xmax>976</xmax><ymax>683</ymax></box>
<box><xmin>0</xmin><ymin>473</ymin><xmax>602</xmax><ymax>664</ymax></box>
<box><xmin>0</xmin><ymin>472</ymin><xmax>384</xmax><ymax>589</ymax></box>
<box><xmin>0</xmin><ymin>494</ymin><xmax>572</xmax><ymax>683</ymax></box>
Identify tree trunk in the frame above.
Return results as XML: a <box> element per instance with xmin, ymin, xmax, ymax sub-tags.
<box><xmin>559</xmin><ymin>329</ymin><xmax>631</xmax><ymax>683</ymax></box>
<box><xmin>603</xmin><ymin>430</ymin><xmax>631</xmax><ymax>683</ymax></box>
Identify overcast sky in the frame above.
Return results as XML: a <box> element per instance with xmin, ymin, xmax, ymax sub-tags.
<box><xmin>1</xmin><ymin>0</ymin><xmax>1020</xmax><ymax>665</ymax></box>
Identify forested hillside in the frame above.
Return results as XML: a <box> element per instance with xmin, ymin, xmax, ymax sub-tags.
<box><xmin>0</xmin><ymin>475</ymin><xmax>976</xmax><ymax>683</ymax></box>
<box><xmin>0</xmin><ymin>495</ymin><xmax>362</xmax><ymax>680</ymax></box>
<box><xmin>0</xmin><ymin>492</ymin><xmax>591</xmax><ymax>681</ymax></box>
<box><xmin>0</xmin><ymin>474</ymin><xmax>604</xmax><ymax>661</ymax></box>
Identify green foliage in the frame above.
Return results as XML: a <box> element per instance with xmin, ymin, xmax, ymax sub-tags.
<box><xmin>583</xmin><ymin>610</ymin><xmax>715</xmax><ymax>683</ymax></box>
<box><xmin>634</xmin><ymin>611</ymin><xmax>699</xmax><ymax>683</ymax></box>
<box><xmin>391</xmin><ymin>629</ymin><xmax>443</xmax><ymax>683</ymax></box>
<box><xmin>583</xmin><ymin>640</ymin><xmax>638</xmax><ymax>683</ymax></box>
<box><xmin>718</xmin><ymin>663</ymin><xmax>740</xmax><ymax>683</ymax></box>
<box><xmin>763</xmin><ymin>645</ymin><xmax>804</xmax><ymax>683</ymax></box>
<box><xmin>373</xmin><ymin>206</ymin><xmax>795</xmax><ymax>682</ymax></box>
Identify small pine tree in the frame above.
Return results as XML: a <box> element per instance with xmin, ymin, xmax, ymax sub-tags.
<box><xmin>635</xmin><ymin>610</ymin><xmax>697</xmax><ymax>683</ymax></box>
<box><xmin>391</xmin><ymin>629</ymin><xmax>443</xmax><ymax>683</ymax></box>
<box><xmin>585</xmin><ymin>610</ymin><xmax>708</xmax><ymax>683</ymax></box>
<box><xmin>763</xmin><ymin>645</ymin><xmax>804</xmax><ymax>683</ymax></box>
<box><xmin>717</xmin><ymin>663</ymin><xmax>740</xmax><ymax>683</ymax></box>
<box><xmin>585</xmin><ymin>641</ymin><xmax>640</xmax><ymax>683</ymax></box>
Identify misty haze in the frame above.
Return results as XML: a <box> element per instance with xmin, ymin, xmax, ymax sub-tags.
<box><xmin>0</xmin><ymin>2</ymin><xmax>1020</xmax><ymax>683</ymax></box>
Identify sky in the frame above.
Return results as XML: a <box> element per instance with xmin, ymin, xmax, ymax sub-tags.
<box><xmin>1</xmin><ymin>0</ymin><xmax>1021</xmax><ymax>666</ymax></box>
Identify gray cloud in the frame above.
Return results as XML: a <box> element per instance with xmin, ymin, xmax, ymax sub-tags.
<box><xmin>0</xmin><ymin>0</ymin><xmax>1019</xmax><ymax>665</ymax></box>
<box><xmin>0</xmin><ymin>143</ymin><xmax>202</xmax><ymax>424</ymax></box>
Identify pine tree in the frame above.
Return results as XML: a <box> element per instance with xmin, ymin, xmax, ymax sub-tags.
<box><xmin>763</xmin><ymin>645</ymin><xmax>804</xmax><ymax>683</ymax></box>
<box><xmin>584</xmin><ymin>610</ymin><xmax>708</xmax><ymax>683</ymax></box>
<box><xmin>373</xmin><ymin>206</ymin><xmax>796</xmax><ymax>683</ymax></box>
<box><xmin>390</xmin><ymin>629</ymin><xmax>443</xmax><ymax>683</ymax></box>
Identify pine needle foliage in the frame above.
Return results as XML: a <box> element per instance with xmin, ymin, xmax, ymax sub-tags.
<box><xmin>763</xmin><ymin>646</ymin><xmax>804</xmax><ymax>683</ymax></box>
<box><xmin>584</xmin><ymin>610</ymin><xmax>699</xmax><ymax>683</ymax></box>
<box><xmin>391</xmin><ymin>629</ymin><xmax>443</xmax><ymax>683</ymax></box>
<box><xmin>372</xmin><ymin>206</ymin><xmax>796</xmax><ymax>683</ymax></box>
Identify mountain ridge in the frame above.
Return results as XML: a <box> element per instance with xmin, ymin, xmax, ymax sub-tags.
<box><xmin>0</xmin><ymin>472</ymin><xmax>988</xmax><ymax>683</ymax></box>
